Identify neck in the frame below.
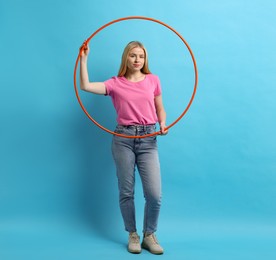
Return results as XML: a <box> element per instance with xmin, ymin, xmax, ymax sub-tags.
<box><xmin>125</xmin><ymin>71</ymin><xmax>145</xmax><ymax>81</ymax></box>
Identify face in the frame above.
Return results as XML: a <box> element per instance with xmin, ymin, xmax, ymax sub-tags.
<box><xmin>126</xmin><ymin>47</ymin><xmax>145</xmax><ymax>72</ymax></box>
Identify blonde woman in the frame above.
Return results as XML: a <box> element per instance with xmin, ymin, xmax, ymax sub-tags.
<box><xmin>80</xmin><ymin>41</ymin><xmax>167</xmax><ymax>255</ymax></box>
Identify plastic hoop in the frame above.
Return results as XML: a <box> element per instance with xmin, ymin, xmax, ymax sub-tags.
<box><xmin>74</xmin><ymin>16</ymin><xmax>198</xmax><ymax>139</ymax></box>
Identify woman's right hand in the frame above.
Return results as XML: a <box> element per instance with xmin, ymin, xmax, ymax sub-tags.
<box><xmin>80</xmin><ymin>41</ymin><xmax>90</xmax><ymax>57</ymax></box>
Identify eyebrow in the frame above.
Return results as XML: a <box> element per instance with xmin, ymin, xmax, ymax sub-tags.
<box><xmin>129</xmin><ymin>52</ymin><xmax>145</xmax><ymax>56</ymax></box>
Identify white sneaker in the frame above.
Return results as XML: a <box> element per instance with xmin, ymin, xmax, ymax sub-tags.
<box><xmin>128</xmin><ymin>232</ymin><xmax>141</xmax><ymax>254</ymax></box>
<box><xmin>142</xmin><ymin>233</ymin><xmax>164</xmax><ymax>254</ymax></box>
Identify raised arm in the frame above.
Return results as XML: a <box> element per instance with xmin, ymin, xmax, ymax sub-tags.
<box><xmin>79</xmin><ymin>42</ymin><xmax>106</xmax><ymax>95</ymax></box>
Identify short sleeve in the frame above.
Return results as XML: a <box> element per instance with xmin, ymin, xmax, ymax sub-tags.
<box><xmin>104</xmin><ymin>77</ymin><xmax>116</xmax><ymax>96</ymax></box>
<box><xmin>154</xmin><ymin>75</ymin><xmax>162</xmax><ymax>97</ymax></box>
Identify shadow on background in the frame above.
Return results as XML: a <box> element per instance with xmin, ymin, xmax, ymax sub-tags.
<box><xmin>74</xmin><ymin>97</ymin><xmax>123</xmax><ymax>244</ymax></box>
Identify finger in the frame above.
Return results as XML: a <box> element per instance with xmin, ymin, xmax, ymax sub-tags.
<box><xmin>79</xmin><ymin>45</ymin><xmax>89</xmax><ymax>57</ymax></box>
<box><xmin>160</xmin><ymin>127</ymin><xmax>168</xmax><ymax>135</ymax></box>
<box><xmin>80</xmin><ymin>40</ymin><xmax>88</xmax><ymax>50</ymax></box>
<box><xmin>83</xmin><ymin>40</ymin><xmax>89</xmax><ymax>49</ymax></box>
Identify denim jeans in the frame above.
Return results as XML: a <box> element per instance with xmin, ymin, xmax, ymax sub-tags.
<box><xmin>111</xmin><ymin>124</ymin><xmax>161</xmax><ymax>234</ymax></box>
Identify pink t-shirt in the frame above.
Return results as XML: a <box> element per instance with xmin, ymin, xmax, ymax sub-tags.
<box><xmin>104</xmin><ymin>74</ymin><xmax>162</xmax><ymax>125</ymax></box>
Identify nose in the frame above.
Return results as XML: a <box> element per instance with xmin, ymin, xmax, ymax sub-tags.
<box><xmin>135</xmin><ymin>57</ymin><xmax>140</xmax><ymax>63</ymax></box>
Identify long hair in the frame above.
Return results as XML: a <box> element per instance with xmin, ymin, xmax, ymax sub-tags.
<box><xmin>118</xmin><ymin>41</ymin><xmax>151</xmax><ymax>77</ymax></box>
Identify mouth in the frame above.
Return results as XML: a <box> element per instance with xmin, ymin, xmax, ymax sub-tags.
<box><xmin>133</xmin><ymin>64</ymin><xmax>141</xmax><ymax>67</ymax></box>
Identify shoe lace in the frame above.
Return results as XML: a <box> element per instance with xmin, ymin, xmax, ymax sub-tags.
<box><xmin>148</xmin><ymin>234</ymin><xmax>159</xmax><ymax>245</ymax></box>
<box><xmin>130</xmin><ymin>233</ymin><xmax>140</xmax><ymax>244</ymax></box>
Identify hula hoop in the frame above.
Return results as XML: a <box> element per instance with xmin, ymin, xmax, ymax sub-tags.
<box><xmin>74</xmin><ymin>16</ymin><xmax>198</xmax><ymax>139</ymax></box>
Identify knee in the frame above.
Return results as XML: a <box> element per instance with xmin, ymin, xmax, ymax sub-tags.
<box><xmin>145</xmin><ymin>192</ymin><xmax>162</xmax><ymax>207</ymax></box>
<box><xmin>119</xmin><ymin>188</ymin><xmax>135</xmax><ymax>203</ymax></box>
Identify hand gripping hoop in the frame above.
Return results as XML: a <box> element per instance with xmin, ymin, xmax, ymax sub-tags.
<box><xmin>74</xmin><ymin>16</ymin><xmax>198</xmax><ymax>139</ymax></box>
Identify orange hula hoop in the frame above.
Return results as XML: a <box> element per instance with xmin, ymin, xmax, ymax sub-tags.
<box><xmin>74</xmin><ymin>16</ymin><xmax>198</xmax><ymax>139</ymax></box>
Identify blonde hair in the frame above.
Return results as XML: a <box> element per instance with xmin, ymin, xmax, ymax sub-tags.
<box><xmin>118</xmin><ymin>41</ymin><xmax>151</xmax><ymax>77</ymax></box>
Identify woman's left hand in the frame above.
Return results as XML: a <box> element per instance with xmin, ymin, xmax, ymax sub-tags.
<box><xmin>160</xmin><ymin>124</ymin><xmax>168</xmax><ymax>135</ymax></box>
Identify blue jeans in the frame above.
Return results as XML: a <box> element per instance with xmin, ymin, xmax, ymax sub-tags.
<box><xmin>112</xmin><ymin>125</ymin><xmax>161</xmax><ymax>234</ymax></box>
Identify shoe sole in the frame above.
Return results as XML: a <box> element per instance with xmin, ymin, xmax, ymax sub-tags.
<box><xmin>128</xmin><ymin>249</ymin><xmax>142</xmax><ymax>254</ymax></box>
<box><xmin>141</xmin><ymin>242</ymin><xmax>164</xmax><ymax>255</ymax></box>
<box><xmin>127</xmin><ymin>247</ymin><xmax>142</xmax><ymax>254</ymax></box>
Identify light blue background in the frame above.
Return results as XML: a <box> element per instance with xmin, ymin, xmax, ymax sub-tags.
<box><xmin>1</xmin><ymin>0</ymin><xmax>275</xmax><ymax>259</ymax></box>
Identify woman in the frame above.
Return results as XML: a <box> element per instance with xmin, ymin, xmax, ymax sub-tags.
<box><xmin>80</xmin><ymin>41</ymin><xmax>167</xmax><ymax>255</ymax></box>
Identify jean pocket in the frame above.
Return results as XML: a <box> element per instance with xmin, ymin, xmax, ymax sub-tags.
<box><xmin>114</xmin><ymin>126</ymin><xmax>125</xmax><ymax>134</ymax></box>
<box><xmin>114</xmin><ymin>126</ymin><xmax>135</xmax><ymax>136</ymax></box>
<box><xmin>146</xmin><ymin>125</ymin><xmax>157</xmax><ymax>135</ymax></box>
